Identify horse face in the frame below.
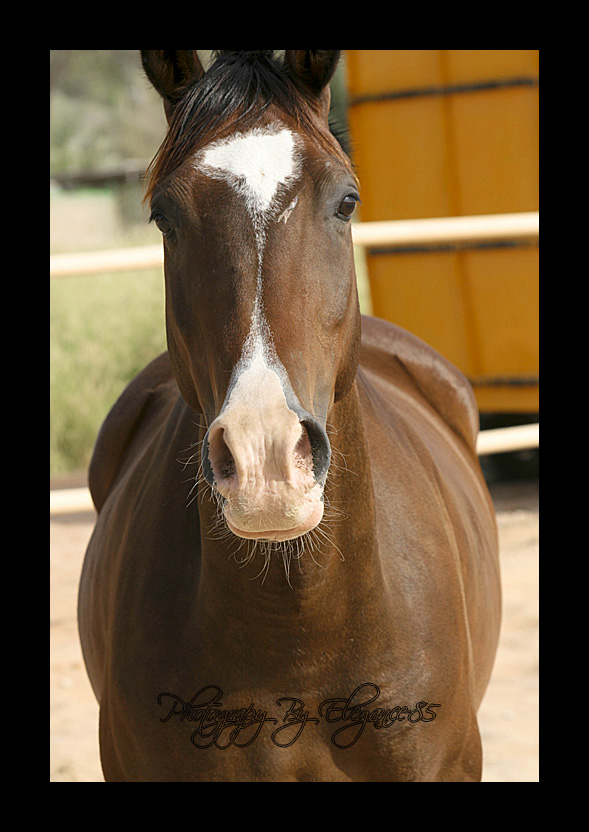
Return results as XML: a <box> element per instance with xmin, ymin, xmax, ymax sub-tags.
<box><xmin>144</xmin><ymin>52</ymin><xmax>361</xmax><ymax>541</ymax></box>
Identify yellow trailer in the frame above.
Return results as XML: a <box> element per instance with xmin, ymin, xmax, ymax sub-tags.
<box><xmin>346</xmin><ymin>50</ymin><xmax>539</xmax><ymax>414</ymax></box>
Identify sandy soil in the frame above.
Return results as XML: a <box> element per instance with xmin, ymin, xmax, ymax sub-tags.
<box><xmin>50</xmin><ymin>479</ymin><xmax>538</xmax><ymax>782</ymax></box>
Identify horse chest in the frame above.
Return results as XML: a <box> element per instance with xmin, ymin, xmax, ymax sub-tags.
<box><xmin>101</xmin><ymin>667</ymin><xmax>458</xmax><ymax>782</ymax></box>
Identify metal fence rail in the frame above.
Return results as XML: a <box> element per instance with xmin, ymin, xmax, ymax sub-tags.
<box><xmin>351</xmin><ymin>211</ymin><xmax>539</xmax><ymax>249</ymax></box>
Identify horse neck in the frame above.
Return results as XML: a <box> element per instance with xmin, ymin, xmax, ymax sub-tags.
<box><xmin>195</xmin><ymin>380</ymin><xmax>383</xmax><ymax>639</ymax></box>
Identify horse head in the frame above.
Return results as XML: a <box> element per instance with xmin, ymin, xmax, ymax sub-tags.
<box><xmin>142</xmin><ymin>50</ymin><xmax>361</xmax><ymax>542</ymax></box>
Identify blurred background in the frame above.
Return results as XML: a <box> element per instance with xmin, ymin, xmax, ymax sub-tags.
<box><xmin>51</xmin><ymin>50</ymin><xmax>167</xmax><ymax>479</ymax></box>
<box><xmin>50</xmin><ymin>50</ymin><xmax>538</xmax><ymax>484</ymax></box>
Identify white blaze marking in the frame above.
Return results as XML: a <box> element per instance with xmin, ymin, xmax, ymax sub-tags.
<box><xmin>196</xmin><ymin>124</ymin><xmax>302</xmax><ymax>395</ymax></box>
<box><xmin>198</xmin><ymin>124</ymin><xmax>325</xmax><ymax>527</ymax></box>
<box><xmin>201</xmin><ymin>127</ymin><xmax>299</xmax><ymax>215</ymax></box>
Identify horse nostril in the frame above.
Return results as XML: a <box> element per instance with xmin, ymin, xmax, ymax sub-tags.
<box><xmin>300</xmin><ymin>418</ymin><xmax>331</xmax><ymax>484</ymax></box>
<box><xmin>203</xmin><ymin>425</ymin><xmax>236</xmax><ymax>487</ymax></box>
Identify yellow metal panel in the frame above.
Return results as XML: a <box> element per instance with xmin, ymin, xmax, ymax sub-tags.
<box><xmin>347</xmin><ymin>50</ymin><xmax>444</xmax><ymax>96</ymax></box>
<box><xmin>367</xmin><ymin>252</ymin><xmax>473</xmax><ymax>374</ymax></box>
<box><xmin>346</xmin><ymin>50</ymin><xmax>539</xmax><ymax>414</ymax></box>
<box><xmin>465</xmin><ymin>247</ymin><xmax>539</xmax><ymax>377</ymax></box>
<box><xmin>448</xmin><ymin>87</ymin><xmax>539</xmax><ymax>215</ymax></box>
<box><xmin>442</xmin><ymin>49</ymin><xmax>539</xmax><ymax>82</ymax></box>
<box><xmin>351</xmin><ymin>98</ymin><xmax>454</xmax><ymax>221</ymax></box>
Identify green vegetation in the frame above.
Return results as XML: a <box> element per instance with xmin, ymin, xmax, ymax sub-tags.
<box><xmin>50</xmin><ymin>267</ymin><xmax>166</xmax><ymax>475</ymax></box>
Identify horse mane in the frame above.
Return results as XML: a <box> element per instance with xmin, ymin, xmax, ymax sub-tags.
<box><xmin>144</xmin><ymin>50</ymin><xmax>348</xmax><ymax>202</ymax></box>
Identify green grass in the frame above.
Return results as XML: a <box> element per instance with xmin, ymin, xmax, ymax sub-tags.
<box><xmin>50</xmin><ymin>268</ymin><xmax>166</xmax><ymax>475</ymax></box>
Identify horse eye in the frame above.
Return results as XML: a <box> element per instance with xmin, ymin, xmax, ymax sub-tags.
<box><xmin>336</xmin><ymin>195</ymin><xmax>358</xmax><ymax>221</ymax></box>
<box><xmin>151</xmin><ymin>212</ymin><xmax>172</xmax><ymax>236</ymax></box>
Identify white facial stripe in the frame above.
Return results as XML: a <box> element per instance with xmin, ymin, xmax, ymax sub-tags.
<box><xmin>197</xmin><ymin>124</ymin><xmax>302</xmax><ymax>407</ymax></box>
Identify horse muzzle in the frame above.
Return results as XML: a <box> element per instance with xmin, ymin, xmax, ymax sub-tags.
<box><xmin>201</xmin><ymin>357</ymin><xmax>331</xmax><ymax>540</ymax></box>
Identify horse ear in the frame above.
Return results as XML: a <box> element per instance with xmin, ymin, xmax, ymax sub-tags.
<box><xmin>283</xmin><ymin>50</ymin><xmax>340</xmax><ymax>121</ymax></box>
<box><xmin>141</xmin><ymin>50</ymin><xmax>205</xmax><ymax>122</ymax></box>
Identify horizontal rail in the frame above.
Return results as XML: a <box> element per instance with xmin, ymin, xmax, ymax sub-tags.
<box><xmin>351</xmin><ymin>212</ymin><xmax>539</xmax><ymax>249</ymax></box>
<box><xmin>50</xmin><ymin>487</ymin><xmax>95</xmax><ymax>515</ymax></box>
<box><xmin>49</xmin><ymin>213</ymin><xmax>539</xmax><ymax>277</ymax></box>
<box><xmin>50</xmin><ymin>244</ymin><xmax>163</xmax><ymax>277</ymax></box>
<box><xmin>50</xmin><ymin>423</ymin><xmax>539</xmax><ymax>515</ymax></box>
<box><xmin>475</xmin><ymin>422</ymin><xmax>539</xmax><ymax>456</ymax></box>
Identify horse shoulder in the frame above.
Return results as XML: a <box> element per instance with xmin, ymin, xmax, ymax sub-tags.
<box><xmin>359</xmin><ymin>315</ymin><xmax>479</xmax><ymax>452</ymax></box>
<box><xmin>88</xmin><ymin>352</ymin><xmax>179</xmax><ymax>512</ymax></box>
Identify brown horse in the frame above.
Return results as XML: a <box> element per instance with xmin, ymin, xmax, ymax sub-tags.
<box><xmin>78</xmin><ymin>50</ymin><xmax>501</xmax><ymax>782</ymax></box>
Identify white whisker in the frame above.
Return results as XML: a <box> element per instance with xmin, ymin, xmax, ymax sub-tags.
<box><xmin>179</xmin><ymin>427</ymin><xmax>350</xmax><ymax>582</ymax></box>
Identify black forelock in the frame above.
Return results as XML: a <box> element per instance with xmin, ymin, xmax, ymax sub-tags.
<box><xmin>145</xmin><ymin>51</ymin><xmax>348</xmax><ymax>201</ymax></box>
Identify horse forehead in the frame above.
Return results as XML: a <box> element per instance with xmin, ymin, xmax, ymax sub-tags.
<box><xmin>196</xmin><ymin>125</ymin><xmax>302</xmax><ymax>212</ymax></box>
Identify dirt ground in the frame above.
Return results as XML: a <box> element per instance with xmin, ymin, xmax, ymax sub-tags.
<box><xmin>50</xmin><ymin>478</ymin><xmax>538</xmax><ymax>783</ymax></box>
